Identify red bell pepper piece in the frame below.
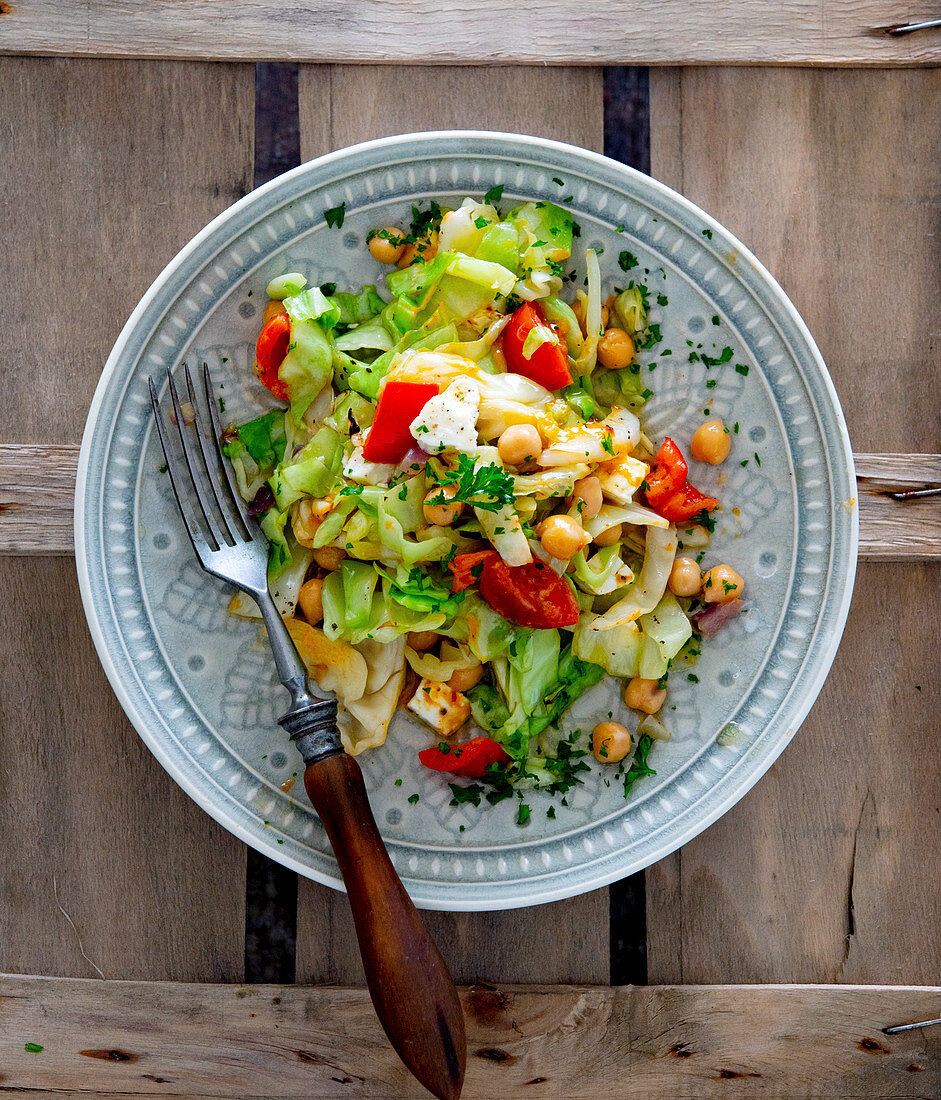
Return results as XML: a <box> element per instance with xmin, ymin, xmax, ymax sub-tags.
<box><xmin>449</xmin><ymin>550</ymin><xmax>500</xmax><ymax>593</ymax></box>
<box><xmin>254</xmin><ymin>312</ymin><xmax>291</xmax><ymax>400</ymax></box>
<box><xmin>362</xmin><ymin>381</ymin><xmax>439</xmax><ymax>463</ymax></box>
<box><xmin>419</xmin><ymin>736</ymin><xmax>512</xmax><ymax>779</ymax></box>
<box><xmin>502</xmin><ymin>302</ymin><xmax>572</xmax><ymax>390</ymax></box>
<box><xmin>643</xmin><ymin>437</ymin><xmax>718</xmax><ymax>523</ymax></box>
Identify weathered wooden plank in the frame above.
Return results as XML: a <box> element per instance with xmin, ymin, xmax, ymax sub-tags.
<box><xmin>295</xmin><ymin>63</ymin><xmax>610</xmax><ymax>985</ymax></box>
<box><xmin>646</xmin><ymin>66</ymin><xmax>941</xmax><ymax>986</ymax></box>
<box><xmin>2</xmin><ymin>974</ymin><xmax>938</xmax><ymax>1097</ymax></box>
<box><xmin>0</xmin><ymin>58</ymin><xmax>254</xmax><ymax>981</ymax></box>
<box><xmin>3</xmin><ymin>445</ymin><xmax>936</xmax><ymax>559</ymax></box>
<box><xmin>2</xmin><ymin>1</ymin><xmax>940</xmax><ymax>66</ymax></box>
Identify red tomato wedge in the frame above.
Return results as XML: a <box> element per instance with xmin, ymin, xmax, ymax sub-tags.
<box><xmin>643</xmin><ymin>438</ymin><xmax>688</xmax><ymax>507</ymax></box>
<box><xmin>449</xmin><ymin>550</ymin><xmax>500</xmax><ymax>593</ymax></box>
<box><xmin>254</xmin><ymin>313</ymin><xmax>291</xmax><ymax>400</ymax></box>
<box><xmin>655</xmin><ymin>483</ymin><xmax>719</xmax><ymax>523</ymax></box>
<box><xmin>502</xmin><ymin>302</ymin><xmax>572</xmax><ymax>390</ymax></box>
<box><xmin>362</xmin><ymin>381</ymin><xmax>439</xmax><ymax>463</ymax></box>
<box><xmin>643</xmin><ymin>438</ymin><xmax>718</xmax><ymax>522</ymax></box>
<box><xmin>479</xmin><ymin>559</ymin><xmax>580</xmax><ymax>629</ymax></box>
<box><xmin>419</xmin><ymin>736</ymin><xmax>511</xmax><ymax>779</ymax></box>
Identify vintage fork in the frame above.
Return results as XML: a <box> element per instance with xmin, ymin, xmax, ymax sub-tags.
<box><xmin>150</xmin><ymin>363</ymin><xmax>465</xmax><ymax>1100</ymax></box>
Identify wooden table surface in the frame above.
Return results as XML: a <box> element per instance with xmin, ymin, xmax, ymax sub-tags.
<box><xmin>1</xmin><ymin>6</ymin><xmax>939</xmax><ymax>1095</ymax></box>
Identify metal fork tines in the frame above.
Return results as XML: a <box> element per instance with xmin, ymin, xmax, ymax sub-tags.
<box><xmin>149</xmin><ymin>363</ymin><xmax>265</xmax><ymax>592</ymax></box>
<box><xmin>149</xmin><ymin>362</ymin><xmax>339</xmax><ymax>752</ymax></box>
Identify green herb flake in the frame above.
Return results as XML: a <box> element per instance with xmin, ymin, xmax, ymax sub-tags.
<box><xmin>24</xmin><ymin>1043</ymin><xmax>43</xmax><ymax>1054</ymax></box>
<box><xmin>517</xmin><ymin>802</ymin><xmax>531</xmax><ymax>826</ymax></box>
<box><xmin>702</xmin><ymin>228</ymin><xmax>713</xmax><ymax>239</ymax></box>
<box><xmin>552</xmin><ymin>176</ymin><xmax>565</xmax><ymax>186</ymax></box>
<box><xmin>618</xmin><ymin>250</ymin><xmax>639</xmax><ymax>272</ymax></box>
<box><xmin>484</xmin><ymin>184</ymin><xmax>504</xmax><ymax>205</ymax></box>
<box><xmin>735</xmin><ymin>364</ymin><xmax>750</xmax><ymax>376</ymax></box>
<box><xmin>705</xmin><ymin>379</ymin><xmax>718</xmax><ymax>389</ymax></box>
<box><xmin>324</xmin><ymin>202</ymin><xmax>346</xmax><ymax>229</ymax></box>
<box><xmin>754</xmin><ymin>451</ymin><xmax>762</xmax><ymax>467</ymax></box>
<box><xmin>407</xmin><ymin>793</ymin><xmax>420</xmax><ymax>804</ymax></box>
<box><xmin>656</xmin><ymin>292</ymin><xmax>669</xmax><ymax>306</ymax></box>
<box><xmin>711</xmin><ymin>315</ymin><xmax>721</xmax><ymax>326</ymax></box>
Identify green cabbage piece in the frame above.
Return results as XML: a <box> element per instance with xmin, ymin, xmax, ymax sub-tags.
<box><xmin>283</xmin><ymin>286</ymin><xmax>341</xmax><ymax>331</ymax></box>
<box><xmin>540</xmin><ymin>296</ymin><xmax>584</xmax><ymax>357</ymax></box>
<box><xmin>330</xmin><ymin>285</ymin><xmax>386</xmax><ymax>325</ymax></box>
<box><xmin>268</xmin><ymin>424</ymin><xmax>345</xmax><ymax>510</ymax></box>
<box><xmin>341</xmin><ymin>559</ymin><xmax>379</xmax><ymax>632</ymax></box>
<box><xmin>266</xmin><ymin>272</ymin><xmax>307</xmax><ymax>300</ymax></box>
<box><xmin>506</xmin><ymin>201</ymin><xmax>573</xmax><ymax>276</ymax></box>
<box><xmin>637</xmin><ymin>592</ymin><xmax>693</xmax><ymax>679</ymax></box>
<box><xmin>347</xmin><ymin>324</ymin><xmax>459</xmax><ymax>399</ymax></box>
<box><xmin>222</xmin><ymin>409</ymin><xmax>287</xmax><ymax>481</ymax></box>
<box><xmin>474</xmin><ymin>221</ymin><xmax>519</xmax><ymax>273</ymax></box>
<box><xmin>614</xmin><ymin>285</ymin><xmax>648</xmax><ymax>336</ymax></box>
<box><xmin>277</xmin><ymin>316</ymin><xmax>334</xmax><ymax>426</ymax></box>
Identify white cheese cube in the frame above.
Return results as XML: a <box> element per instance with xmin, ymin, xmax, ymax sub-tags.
<box><xmin>410</xmin><ymin>378</ymin><xmax>481</xmax><ymax>455</ymax></box>
<box><xmin>407</xmin><ymin>678</ymin><xmax>471</xmax><ymax>738</ymax></box>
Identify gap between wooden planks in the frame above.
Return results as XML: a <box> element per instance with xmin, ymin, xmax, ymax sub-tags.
<box><xmin>1</xmin><ymin>0</ymin><xmax>940</xmax><ymax>66</ymax></box>
<box><xmin>1</xmin><ymin>974</ymin><xmax>938</xmax><ymax>1097</ymax></box>
<box><xmin>2</xmin><ymin>444</ymin><xmax>937</xmax><ymax>559</ymax></box>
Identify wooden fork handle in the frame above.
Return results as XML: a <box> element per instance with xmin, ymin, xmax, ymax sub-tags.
<box><xmin>304</xmin><ymin>751</ymin><xmax>466</xmax><ymax>1100</ymax></box>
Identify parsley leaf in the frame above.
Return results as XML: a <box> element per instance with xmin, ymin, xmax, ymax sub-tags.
<box><xmin>324</xmin><ymin>202</ymin><xmax>346</xmax><ymax>229</ymax></box>
<box><xmin>432</xmin><ymin>454</ymin><xmax>515</xmax><ymax>513</ymax></box>
<box><xmin>484</xmin><ymin>184</ymin><xmax>504</xmax><ymax>205</ymax></box>
<box><xmin>618</xmin><ymin>250</ymin><xmax>639</xmax><ymax>272</ymax></box>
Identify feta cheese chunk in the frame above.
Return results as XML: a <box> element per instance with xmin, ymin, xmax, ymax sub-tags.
<box><xmin>407</xmin><ymin>678</ymin><xmax>471</xmax><ymax>738</ymax></box>
<box><xmin>342</xmin><ymin>433</ymin><xmax>395</xmax><ymax>485</ymax></box>
<box><xmin>410</xmin><ymin>378</ymin><xmax>481</xmax><ymax>455</ymax></box>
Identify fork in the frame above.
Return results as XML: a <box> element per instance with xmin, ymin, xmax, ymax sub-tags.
<box><xmin>150</xmin><ymin>363</ymin><xmax>465</xmax><ymax>1100</ymax></box>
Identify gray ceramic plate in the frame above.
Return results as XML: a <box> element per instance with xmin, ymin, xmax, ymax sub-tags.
<box><xmin>76</xmin><ymin>132</ymin><xmax>857</xmax><ymax>910</ymax></box>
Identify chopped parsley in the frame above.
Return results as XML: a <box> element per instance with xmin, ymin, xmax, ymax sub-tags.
<box><xmin>701</xmin><ymin>346</ymin><xmax>734</xmax><ymax>368</ymax></box>
<box><xmin>711</xmin><ymin>314</ymin><xmax>721</xmax><ymax>326</ymax></box>
<box><xmin>517</xmin><ymin>802</ymin><xmax>531</xmax><ymax>826</ymax></box>
<box><xmin>324</xmin><ymin>202</ymin><xmax>346</xmax><ymax>229</ymax></box>
<box><xmin>432</xmin><ymin>454</ymin><xmax>515</xmax><ymax>513</ymax></box>
<box><xmin>702</xmin><ymin>228</ymin><xmax>713</xmax><ymax>239</ymax></box>
<box><xmin>24</xmin><ymin>1043</ymin><xmax>43</xmax><ymax>1054</ymax></box>
<box><xmin>407</xmin><ymin>793</ymin><xmax>420</xmax><ymax>804</ymax></box>
<box><xmin>618</xmin><ymin>250</ymin><xmax>639</xmax><ymax>272</ymax></box>
<box><xmin>484</xmin><ymin>184</ymin><xmax>504</xmax><ymax>205</ymax></box>
<box><xmin>735</xmin><ymin>363</ymin><xmax>750</xmax><ymax>376</ymax></box>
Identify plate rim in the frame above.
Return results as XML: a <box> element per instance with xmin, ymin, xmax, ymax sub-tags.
<box><xmin>75</xmin><ymin>129</ymin><xmax>859</xmax><ymax>910</ymax></box>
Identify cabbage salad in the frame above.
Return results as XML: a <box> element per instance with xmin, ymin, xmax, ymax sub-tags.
<box><xmin>224</xmin><ymin>190</ymin><xmax>745</xmax><ymax>817</ymax></box>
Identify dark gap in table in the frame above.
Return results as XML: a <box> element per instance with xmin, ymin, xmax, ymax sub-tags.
<box><xmin>604</xmin><ymin>65</ymin><xmax>650</xmax><ymax>986</ymax></box>
<box><xmin>242</xmin><ymin>62</ymin><xmax>652</xmax><ymax>984</ymax></box>
<box><xmin>244</xmin><ymin>61</ymin><xmax>301</xmax><ymax>985</ymax></box>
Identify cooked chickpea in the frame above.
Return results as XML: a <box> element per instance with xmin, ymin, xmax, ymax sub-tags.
<box><xmin>593</xmin><ymin>522</ymin><xmax>622</xmax><ymax>547</ymax></box>
<box><xmin>568</xmin><ymin>475</ymin><xmax>603</xmax><ymax>522</ymax></box>
<box><xmin>690</xmin><ymin>417</ymin><xmax>731</xmax><ymax>464</ymax></box>
<box><xmin>262</xmin><ymin>299</ymin><xmax>288</xmax><ymax>325</ymax></box>
<box><xmin>597</xmin><ymin>328</ymin><xmax>635</xmax><ymax>370</ymax></box>
<box><xmin>447</xmin><ymin>663</ymin><xmax>485</xmax><ymax>693</ymax></box>
<box><xmin>422</xmin><ymin>483</ymin><xmax>464</xmax><ymax>526</ymax></box>
<box><xmin>538</xmin><ymin>515</ymin><xmax>590</xmax><ymax>560</ymax></box>
<box><xmin>497</xmin><ymin>423</ymin><xmax>542</xmax><ymax>466</ymax></box>
<box><xmin>702</xmin><ymin>564</ymin><xmax>745</xmax><ymax>604</ymax></box>
<box><xmin>311</xmin><ymin>545</ymin><xmax>345</xmax><ymax>571</ymax></box>
<box><xmin>407</xmin><ymin>630</ymin><xmax>439</xmax><ymax>652</ymax></box>
<box><xmin>592</xmin><ymin>721</ymin><xmax>633</xmax><ymax>764</ymax></box>
<box><xmin>669</xmin><ymin>556</ymin><xmax>703</xmax><ymax>598</ymax></box>
<box><xmin>396</xmin><ymin>231</ymin><xmax>438</xmax><ymax>269</ymax></box>
<box><xmin>297</xmin><ymin>577</ymin><xmax>324</xmax><ymax>624</ymax></box>
<box><xmin>624</xmin><ymin>677</ymin><xmax>667</xmax><ymax>715</ymax></box>
<box><xmin>367</xmin><ymin>227</ymin><xmax>406</xmax><ymax>265</ymax></box>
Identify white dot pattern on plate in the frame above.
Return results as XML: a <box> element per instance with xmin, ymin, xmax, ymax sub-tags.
<box><xmin>78</xmin><ymin>134</ymin><xmax>856</xmax><ymax>911</ymax></box>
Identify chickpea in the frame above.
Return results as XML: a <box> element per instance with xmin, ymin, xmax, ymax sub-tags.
<box><xmin>568</xmin><ymin>475</ymin><xmax>603</xmax><ymax>522</ymax></box>
<box><xmin>312</xmin><ymin>545</ymin><xmax>345</xmax><ymax>572</ymax></box>
<box><xmin>624</xmin><ymin>677</ymin><xmax>667</xmax><ymax>715</ymax></box>
<box><xmin>593</xmin><ymin>522</ymin><xmax>622</xmax><ymax>547</ymax></box>
<box><xmin>597</xmin><ymin>327</ymin><xmax>635</xmax><ymax>370</ymax></box>
<box><xmin>262</xmin><ymin>299</ymin><xmax>288</xmax><ymax>325</ymax></box>
<box><xmin>702</xmin><ymin>564</ymin><xmax>745</xmax><ymax>604</ymax></box>
<box><xmin>538</xmin><ymin>514</ymin><xmax>590</xmax><ymax>560</ymax></box>
<box><xmin>407</xmin><ymin>630</ymin><xmax>439</xmax><ymax>652</ymax></box>
<box><xmin>668</xmin><ymin>557</ymin><xmax>703</xmax><ymax>598</ymax></box>
<box><xmin>297</xmin><ymin>577</ymin><xmax>324</xmax><ymax>624</ymax></box>
<box><xmin>592</xmin><ymin>721</ymin><xmax>633</xmax><ymax>764</ymax></box>
<box><xmin>292</xmin><ymin>500</ymin><xmax>321</xmax><ymax>547</ymax></box>
<box><xmin>423</xmin><ymin>483</ymin><xmax>464</xmax><ymax>526</ymax></box>
<box><xmin>690</xmin><ymin>417</ymin><xmax>731</xmax><ymax>465</ymax></box>
<box><xmin>447</xmin><ymin>663</ymin><xmax>485</xmax><ymax>693</ymax></box>
<box><xmin>497</xmin><ymin>423</ymin><xmax>542</xmax><ymax>466</ymax></box>
<box><xmin>368</xmin><ymin>227</ymin><xmax>406</xmax><ymax>266</ymax></box>
<box><xmin>573</xmin><ymin>297</ymin><xmax>610</xmax><ymax>337</ymax></box>
<box><xmin>396</xmin><ymin>231</ymin><xmax>438</xmax><ymax>269</ymax></box>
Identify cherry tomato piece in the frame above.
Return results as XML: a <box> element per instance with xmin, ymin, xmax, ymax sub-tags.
<box><xmin>502</xmin><ymin>302</ymin><xmax>572</xmax><ymax>390</ymax></box>
<box><xmin>655</xmin><ymin>483</ymin><xmax>719</xmax><ymax>523</ymax></box>
<box><xmin>254</xmin><ymin>313</ymin><xmax>291</xmax><ymax>400</ymax></box>
<box><xmin>643</xmin><ymin>438</ymin><xmax>688</xmax><ymax>508</ymax></box>
<box><xmin>479</xmin><ymin>558</ymin><xmax>580</xmax><ymax>629</ymax></box>
<box><xmin>449</xmin><ymin>550</ymin><xmax>500</xmax><ymax>593</ymax></box>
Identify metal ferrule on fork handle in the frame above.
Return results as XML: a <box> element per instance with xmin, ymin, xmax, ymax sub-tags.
<box><xmin>279</xmin><ymin>694</ymin><xmax>343</xmax><ymax>766</ymax></box>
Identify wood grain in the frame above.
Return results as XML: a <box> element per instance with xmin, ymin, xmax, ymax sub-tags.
<box><xmin>646</xmin><ymin>66</ymin><xmax>941</xmax><ymax>987</ymax></box>
<box><xmin>3</xmin><ymin>445</ymin><xmax>935</xmax><ymax>559</ymax></box>
<box><xmin>295</xmin><ymin>63</ymin><xmax>610</xmax><ymax>986</ymax></box>
<box><xmin>2</xmin><ymin>1</ymin><xmax>940</xmax><ymax>66</ymax></box>
<box><xmin>2</xmin><ymin>974</ymin><xmax>939</xmax><ymax>1097</ymax></box>
<box><xmin>0</xmin><ymin>58</ymin><xmax>254</xmax><ymax>981</ymax></box>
